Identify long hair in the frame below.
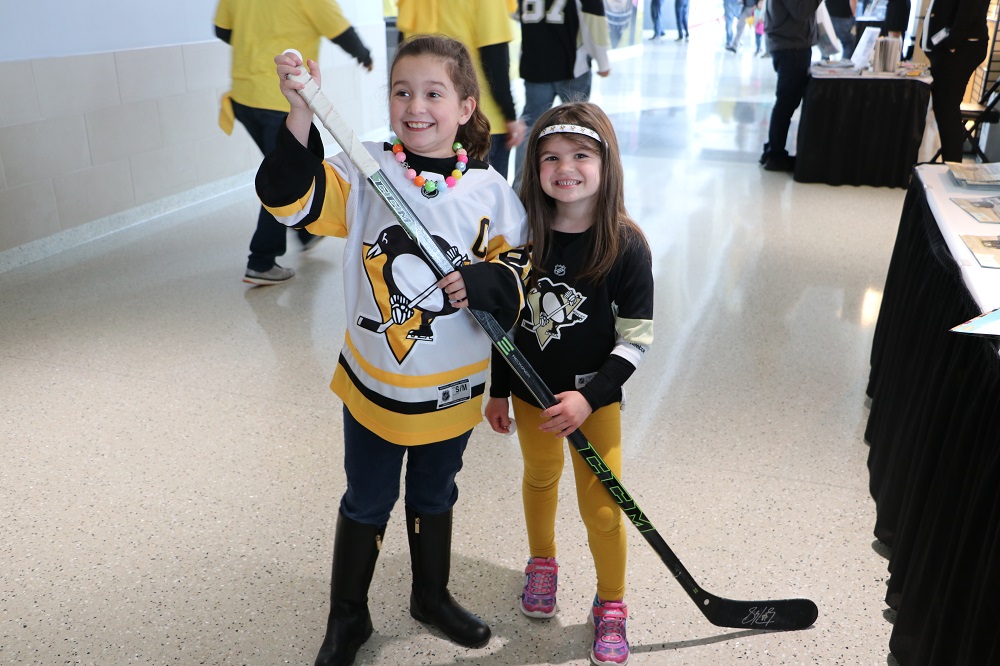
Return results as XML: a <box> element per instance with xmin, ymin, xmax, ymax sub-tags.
<box><xmin>518</xmin><ymin>101</ymin><xmax>648</xmax><ymax>286</ymax></box>
<box><xmin>390</xmin><ymin>35</ymin><xmax>492</xmax><ymax>160</ymax></box>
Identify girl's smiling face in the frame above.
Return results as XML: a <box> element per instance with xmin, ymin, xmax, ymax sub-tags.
<box><xmin>537</xmin><ymin>134</ymin><xmax>602</xmax><ymax>212</ymax></box>
<box><xmin>390</xmin><ymin>55</ymin><xmax>475</xmax><ymax>158</ymax></box>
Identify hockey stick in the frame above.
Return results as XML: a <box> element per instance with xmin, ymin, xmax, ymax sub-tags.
<box><xmin>285</xmin><ymin>54</ymin><xmax>819</xmax><ymax>632</ymax></box>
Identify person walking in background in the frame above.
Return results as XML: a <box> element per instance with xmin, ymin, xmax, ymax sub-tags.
<box><xmin>675</xmin><ymin>0</ymin><xmax>691</xmax><ymax>41</ymax></box>
<box><xmin>754</xmin><ymin>0</ymin><xmax>767</xmax><ymax>56</ymax></box>
<box><xmin>511</xmin><ymin>0</ymin><xmax>612</xmax><ymax>190</ymax></box>
<box><xmin>826</xmin><ymin>0</ymin><xmax>857</xmax><ymax>59</ymax></box>
<box><xmin>265</xmin><ymin>35</ymin><xmax>530</xmax><ymax>665</ymax></box>
<box><xmin>397</xmin><ymin>0</ymin><xmax>527</xmax><ymax>178</ymax></box>
<box><xmin>649</xmin><ymin>0</ymin><xmax>666</xmax><ymax>41</ymax></box>
<box><xmin>759</xmin><ymin>0</ymin><xmax>821</xmax><ymax>172</ymax></box>
<box><xmin>214</xmin><ymin>0</ymin><xmax>372</xmax><ymax>286</ymax></box>
<box><xmin>485</xmin><ymin>102</ymin><xmax>654</xmax><ymax>666</ymax></box>
<box><xmin>723</xmin><ymin>0</ymin><xmax>742</xmax><ymax>45</ymax></box>
<box><xmin>887</xmin><ymin>0</ymin><xmax>990</xmax><ymax>162</ymax></box>
<box><xmin>726</xmin><ymin>0</ymin><xmax>758</xmax><ymax>52</ymax></box>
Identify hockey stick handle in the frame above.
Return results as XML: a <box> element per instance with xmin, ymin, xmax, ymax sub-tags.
<box><xmin>285</xmin><ymin>58</ymin><xmax>818</xmax><ymax>632</ymax></box>
<box><xmin>283</xmin><ymin>50</ymin><xmax>378</xmax><ymax>179</ymax></box>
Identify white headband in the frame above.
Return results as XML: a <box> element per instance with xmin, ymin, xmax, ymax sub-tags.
<box><xmin>538</xmin><ymin>123</ymin><xmax>603</xmax><ymax>144</ymax></box>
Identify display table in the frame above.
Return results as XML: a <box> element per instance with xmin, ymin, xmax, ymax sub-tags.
<box><xmin>865</xmin><ymin>165</ymin><xmax>1000</xmax><ymax>663</ymax></box>
<box><xmin>794</xmin><ymin>69</ymin><xmax>932</xmax><ymax>188</ymax></box>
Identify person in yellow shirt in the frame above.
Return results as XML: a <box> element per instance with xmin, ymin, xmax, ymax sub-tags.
<box><xmin>214</xmin><ymin>0</ymin><xmax>373</xmax><ymax>285</ymax></box>
<box><xmin>397</xmin><ymin>0</ymin><xmax>527</xmax><ymax>179</ymax></box>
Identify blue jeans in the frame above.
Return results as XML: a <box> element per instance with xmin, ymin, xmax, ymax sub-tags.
<box><xmin>339</xmin><ymin>406</ymin><xmax>472</xmax><ymax>525</ymax></box>
<box><xmin>675</xmin><ymin>0</ymin><xmax>690</xmax><ymax>37</ymax></box>
<box><xmin>730</xmin><ymin>5</ymin><xmax>754</xmax><ymax>48</ymax></box>
<box><xmin>231</xmin><ymin>100</ymin><xmax>312</xmax><ymax>271</ymax></box>
<box><xmin>723</xmin><ymin>0</ymin><xmax>741</xmax><ymax>44</ymax></box>
<box><xmin>830</xmin><ymin>16</ymin><xmax>856</xmax><ymax>59</ymax></box>
<box><xmin>489</xmin><ymin>134</ymin><xmax>513</xmax><ymax>179</ymax></box>
<box><xmin>650</xmin><ymin>0</ymin><xmax>665</xmax><ymax>36</ymax></box>
<box><xmin>765</xmin><ymin>47</ymin><xmax>812</xmax><ymax>159</ymax></box>
<box><xmin>512</xmin><ymin>71</ymin><xmax>593</xmax><ymax>189</ymax></box>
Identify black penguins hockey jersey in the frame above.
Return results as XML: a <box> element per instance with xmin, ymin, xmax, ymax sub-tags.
<box><xmin>518</xmin><ymin>0</ymin><xmax>612</xmax><ymax>83</ymax></box>
<box><xmin>258</xmin><ymin>124</ymin><xmax>529</xmax><ymax>445</ymax></box>
<box><xmin>490</xmin><ymin>226</ymin><xmax>653</xmax><ymax>410</ymax></box>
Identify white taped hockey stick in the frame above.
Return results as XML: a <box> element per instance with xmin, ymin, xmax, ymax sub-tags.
<box><xmin>282</xmin><ymin>51</ymin><xmax>818</xmax><ymax>631</ymax></box>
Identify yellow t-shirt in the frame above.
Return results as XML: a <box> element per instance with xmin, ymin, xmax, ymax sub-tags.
<box><xmin>215</xmin><ymin>0</ymin><xmax>351</xmax><ymax>113</ymax></box>
<box><xmin>397</xmin><ymin>0</ymin><xmax>515</xmax><ymax>136</ymax></box>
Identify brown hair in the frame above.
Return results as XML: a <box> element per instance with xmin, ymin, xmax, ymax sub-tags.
<box><xmin>390</xmin><ymin>35</ymin><xmax>492</xmax><ymax>161</ymax></box>
<box><xmin>518</xmin><ymin>101</ymin><xmax>648</xmax><ymax>286</ymax></box>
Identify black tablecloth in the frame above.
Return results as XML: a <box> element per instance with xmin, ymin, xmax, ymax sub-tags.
<box><xmin>865</xmin><ymin>172</ymin><xmax>1000</xmax><ymax>664</ymax></box>
<box><xmin>794</xmin><ymin>76</ymin><xmax>931</xmax><ymax>188</ymax></box>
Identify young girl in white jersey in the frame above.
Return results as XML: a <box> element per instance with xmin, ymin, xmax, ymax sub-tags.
<box><xmin>263</xmin><ymin>35</ymin><xmax>529</xmax><ymax>665</ymax></box>
<box><xmin>485</xmin><ymin>102</ymin><xmax>654</xmax><ymax>666</ymax></box>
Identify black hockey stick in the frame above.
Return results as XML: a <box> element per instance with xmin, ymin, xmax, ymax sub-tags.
<box><xmin>285</xmin><ymin>54</ymin><xmax>818</xmax><ymax>632</ymax></box>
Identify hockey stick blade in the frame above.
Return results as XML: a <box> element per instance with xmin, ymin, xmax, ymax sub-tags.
<box><xmin>286</xmin><ymin>57</ymin><xmax>818</xmax><ymax>632</ymax></box>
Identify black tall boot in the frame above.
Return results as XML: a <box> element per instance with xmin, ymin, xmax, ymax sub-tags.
<box><xmin>314</xmin><ymin>511</ymin><xmax>386</xmax><ymax>666</ymax></box>
<box><xmin>405</xmin><ymin>506</ymin><xmax>491</xmax><ymax>648</ymax></box>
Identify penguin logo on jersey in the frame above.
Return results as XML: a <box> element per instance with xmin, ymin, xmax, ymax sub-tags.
<box><xmin>521</xmin><ymin>277</ymin><xmax>588</xmax><ymax>350</ymax></box>
<box><xmin>359</xmin><ymin>226</ymin><xmax>468</xmax><ymax>364</ymax></box>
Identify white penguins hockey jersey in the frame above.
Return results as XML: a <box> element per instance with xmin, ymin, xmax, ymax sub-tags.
<box><xmin>258</xmin><ymin>124</ymin><xmax>529</xmax><ymax>445</ymax></box>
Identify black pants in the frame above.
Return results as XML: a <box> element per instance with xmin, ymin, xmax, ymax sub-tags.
<box><xmin>766</xmin><ymin>47</ymin><xmax>812</xmax><ymax>159</ymax></box>
<box><xmin>928</xmin><ymin>40</ymin><xmax>988</xmax><ymax>163</ymax></box>
<box><xmin>232</xmin><ymin>100</ymin><xmax>313</xmax><ymax>271</ymax></box>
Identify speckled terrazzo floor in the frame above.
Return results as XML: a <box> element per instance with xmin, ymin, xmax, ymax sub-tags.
<box><xmin>1</xmin><ymin>25</ymin><xmax>904</xmax><ymax>666</ymax></box>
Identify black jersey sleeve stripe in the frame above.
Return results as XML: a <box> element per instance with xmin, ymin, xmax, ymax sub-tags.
<box><xmin>256</xmin><ymin>123</ymin><xmax>328</xmax><ymax>228</ymax></box>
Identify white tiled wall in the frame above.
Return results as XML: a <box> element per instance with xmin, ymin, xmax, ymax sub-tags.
<box><xmin>0</xmin><ymin>10</ymin><xmax>388</xmax><ymax>271</ymax></box>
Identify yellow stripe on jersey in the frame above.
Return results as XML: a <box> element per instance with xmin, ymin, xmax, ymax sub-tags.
<box><xmin>344</xmin><ymin>330</ymin><xmax>489</xmax><ymax>389</ymax></box>
<box><xmin>304</xmin><ymin>164</ymin><xmax>353</xmax><ymax>238</ymax></box>
<box><xmin>332</xmin><ymin>367</ymin><xmax>485</xmax><ymax>445</ymax></box>
<box><xmin>266</xmin><ymin>182</ymin><xmax>317</xmax><ymax>221</ymax></box>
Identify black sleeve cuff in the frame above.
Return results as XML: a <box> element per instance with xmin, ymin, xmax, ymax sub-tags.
<box><xmin>457</xmin><ymin>261</ymin><xmax>522</xmax><ymax>331</ymax></box>
<box><xmin>215</xmin><ymin>26</ymin><xmax>232</xmax><ymax>44</ymax></box>
<box><xmin>479</xmin><ymin>43</ymin><xmax>517</xmax><ymax>121</ymax></box>
<box><xmin>255</xmin><ymin>122</ymin><xmax>326</xmax><ymax>210</ymax></box>
<box><xmin>331</xmin><ymin>27</ymin><xmax>373</xmax><ymax>68</ymax></box>
<box><xmin>578</xmin><ymin>355</ymin><xmax>636</xmax><ymax>411</ymax></box>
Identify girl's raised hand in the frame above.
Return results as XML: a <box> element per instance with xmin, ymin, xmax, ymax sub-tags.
<box><xmin>274</xmin><ymin>51</ymin><xmax>321</xmax><ymax>146</ymax></box>
<box><xmin>539</xmin><ymin>391</ymin><xmax>593</xmax><ymax>438</ymax></box>
<box><xmin>484</xmin><ymin>397</ymin><xmax>512</xmax><ymax>434</ymax></box>
<box><xmin>274</xmin><ymin>51</ymin><xmax>321</xmax><ymax>110</ymax></box>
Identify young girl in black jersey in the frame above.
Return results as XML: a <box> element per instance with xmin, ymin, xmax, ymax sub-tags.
<box><xmin>263</xmin><ymin>35</ymin><xmax>529</xmax><ymax>665</ymax></box>
<box><xmin>485</xmin><ymin>102</ymin><xmax>654</xmax><ymax>666</ymax></box>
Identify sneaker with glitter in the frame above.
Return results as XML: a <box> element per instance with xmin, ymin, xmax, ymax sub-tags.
<box><xmin>520</xmin><ymin>557</ymin><xmax>558</xmax><ymax>618</ymax></box>
<box><xmin>590</xmin><ymin>596</ymin><xmax>629</xmax><ymax>665</ymax></box>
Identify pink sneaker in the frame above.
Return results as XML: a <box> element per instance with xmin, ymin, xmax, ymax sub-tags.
<box><xmin>520</xmin><ymin>557</ymin><xmax>558</xmax><ymax>618</ymax></box>
<box><xmin>590</xmin><ymin>597</ymin><xmax>629</xmax><ymax>665</ymax></box>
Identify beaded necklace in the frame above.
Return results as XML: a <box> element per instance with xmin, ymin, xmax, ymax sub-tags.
<box><xmin>391</xmin><ymin>139</ymin><xmax>468</xmax><ymax>195</ymax></box>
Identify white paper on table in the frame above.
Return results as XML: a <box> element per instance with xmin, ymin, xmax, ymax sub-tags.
<box><xmin>852</xmin><ymin>26</ymin><xmax>881</xmax><ymax>69</ymax></box>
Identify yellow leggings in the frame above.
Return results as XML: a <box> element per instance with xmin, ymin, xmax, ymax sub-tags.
<box><xmin>512</xmin><ymin>396</ymin><xmax>627</xmax><ymax>601</ymax></box>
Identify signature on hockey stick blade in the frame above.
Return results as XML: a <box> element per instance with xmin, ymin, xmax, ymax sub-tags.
<box><xmin>742</xmin><ymin>606</ymin><xmax>777</xmax><ymax>627</ymax></box>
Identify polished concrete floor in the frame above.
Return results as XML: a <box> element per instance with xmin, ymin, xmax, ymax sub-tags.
<box><xmin>1</xmin><ymin>27</ymin><xmax>905</xmax><ymax>666</ymax></box>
